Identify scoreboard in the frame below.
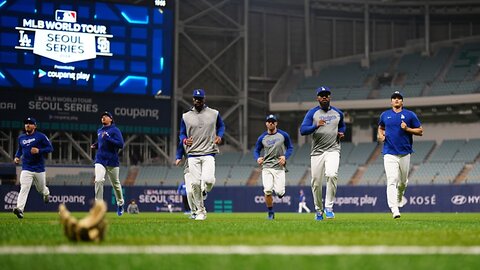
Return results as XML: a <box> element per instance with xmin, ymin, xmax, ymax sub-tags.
<box><xmin>0</xmin><ymin>0</ymin><xmax>174</xmax><ymax>135</ymax></box>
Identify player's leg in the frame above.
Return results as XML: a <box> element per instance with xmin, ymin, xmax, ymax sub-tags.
<box><xmin>384</xmin><ymin>154</ymin><xmax>401</xmax><ymax>218</ymax></box>
<box><xmin>32</xmin><ymin>171</ymin><xmax>50</xmax><ymax>203</ymax></box>
<box><xmin>15</xmin><ymin>170</ymin><xmax>34</xmax><ymax>215</ymax></box>
<box><xmin>94</xmin><ymin>164</ymin><xmax>107</xmax><ymax>201</ymax></box>
<box><xmin>106</xmin><ymin>166</ymin><xmax>124</xmax><ymax>215</ymax></box>
<box><xmin>304</xmin><ymin>202</ymin><xmax>311</xmax><ymax>213</ymax></box>
<box><xmin>272</xmin><ymin>169</ymin><xmax>286</xmax><ymax>198</ymax></box>
<box><xmin>324</xmin><ymin>151</ymin><xmax>340</xmax><ymax>218</ymax></box>
<box><xmin>262</xmin><ymin>168</ymin><xmax>275</xmax><ymax>219</ymax></box>
<box><xmin>397</xmin><ymin>154</ymin><xmax>410</xmax><ymax>207</ymax></box>
<box><xmin>201</xmin><ymin>155</ymin><xmax>216</xmax><ymax>193</ymax></box>
<box><xmin>188</xmin><ymin>157</ymin><xmax>206</xmax><ymax>220</ymax></box>
<box><xmin>185</xmin><ymin>172</ymin><xmax>197</xmax><ymax>217</ymax></box>
<box><xmin>310</xmin><ymin>154</ymin><xmax>326</xmax><ymax>220</ymax></box>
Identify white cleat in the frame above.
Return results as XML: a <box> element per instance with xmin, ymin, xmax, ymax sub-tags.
<box><xmin>391</xmin><ymin>207</ymin><xmax>401</xmax><ymax>219</ymax></box>
<box><xmin>195</xmin><ymin>213</ymin><xmax>207</xmax><ymax>221</ymax></box>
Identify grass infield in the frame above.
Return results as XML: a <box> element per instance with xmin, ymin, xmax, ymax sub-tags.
<box><xmin>1</xmin><ymin>212</ymin><xmax>480</xmax><ymax>269</ymax></box>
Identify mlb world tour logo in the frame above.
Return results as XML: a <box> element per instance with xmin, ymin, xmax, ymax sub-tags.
<box><xmin>15</xmin><ymin>10</ymin><xmax>112</xmax><ymax>63</ymax></box>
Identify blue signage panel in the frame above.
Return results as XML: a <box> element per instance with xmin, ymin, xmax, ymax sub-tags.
<box><xmin>2</xmin><ymin>185</ymin><xmax>480</xmax><ymax>213</ymax></box>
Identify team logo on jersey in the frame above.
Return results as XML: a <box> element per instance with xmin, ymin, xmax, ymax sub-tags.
<box><xmin>401</xmin><ymin>114</ymin><xmax>405</xmax><ymax>119</ymax></box>
<box><xmin>266</xmin><ymin>138</ymin><xmax>280</xmax><ymax>146</ymax></box>
<box><xmin>22</xmin><ymin>138</ymin><xmax>36</xmax><ymax>145</ymax></box>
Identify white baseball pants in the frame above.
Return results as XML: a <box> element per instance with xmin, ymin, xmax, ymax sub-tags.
<box><xmin>310</xmin><ymin>151</ymin><xmax>340</xmax><ymax>212</ymax></box>
<box><xmin>383</xmin><ymin>154</ymin><xmax>410</xmax><ymax>209</ymax></box>
<box><xmin>16</xmin><ymin>170</ymin><xmax>50</xmax><ymax>212</ymax></box>
<box><xmin>188</xmin><ymin>155</ymin><xmax>216</xmax><ymax>215</ymax></box>
<box><xmin>262</xmin><ymin>168</ymin><xmax>286</xmax><ymax>197</ymax></box>
<box><xmin>94</xmin><ymin>163</ymin><xmax>124</xmax><ymax>206</ymax></box>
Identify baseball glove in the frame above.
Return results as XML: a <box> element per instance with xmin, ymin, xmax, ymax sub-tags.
<box><xmin>59</xmin><ymin>200</ymin><xmax>108</xmax><ymax>242</ymax></box>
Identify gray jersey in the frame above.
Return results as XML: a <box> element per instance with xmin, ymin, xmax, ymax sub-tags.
<box><xmin>181</xmin><ymin>106</ymin><xmax>223</xmax><ymax>156</ymax></box>
<box><xmin>254</xmin><ymin>129</ymin><xmax>293</xmax><ymax>170</ymax></box>
<box><xmin>300</xmin><ymin>106</ymin><xmax>346</xmax><ymax>156</ymax></box>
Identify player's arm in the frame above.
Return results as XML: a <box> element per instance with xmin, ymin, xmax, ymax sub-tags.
<box><xmin>14</xmin><ymin>140</ymin><xmax>22</xmax><ymax>164</ymax></box>
<box><xmin>91</xmin><ymin>141</ymin><xmax>98</xmax><ymax>150</ymax></box>
<box><xmin>38</xmin><ymin>135</ymin><xmax>54</xmax><ymax>154</ymax></box>
<box><xmin>281</xmin><ymin>131</ymin><xmax>294</xmax><ymax>160</ymax></box>
<box><xmin>179</xmin><ymin>119</ymin><xmax>190</xmax><ymax>145</ymax></box>
<box><xmin>300</xmin><ymin>109</ymin><xmax>318</xmax><ymax>135</ymax></box>
<box><xmin>175</xmin><ymin>141</ymin><xmax>185</xmax><ymax>166</ymax></box>
<box><xmin>401</xmin><ymin>123</ymin><xmax>423</xmax><ymax>136</ymax></box>
<box><xmin>253</xmin><ymin>135</ymin><xmax>264</xmax><ymax>165</ymax></box>
<box><xmin>215</xmin><ymin>113</ymin><xmax>225</xmax><ymax>144</ymax></box>
<box><xmin>105</xmin><ymin>129</ymin><xmax>124</xmax><ymax>148</ymax></box>
<box><xmin>377</xmin><ymin>126</ymin><xmax>386</xmax><ymax>142</ymax></box>
<box><xmin>336</xmin><ymin>109</ymin><xmax>346</xmax><ymax>140</ymax></box>
<box><xmin>401</xmin><ymin>113</ymin><xmax>423</xmax><ymax>136</ymax></box>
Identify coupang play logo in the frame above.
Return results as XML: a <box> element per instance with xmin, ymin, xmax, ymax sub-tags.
<box><xmin>15</xmin><ymin>9</ymin><xmax>113</xmax><ymax>63</ymax></box>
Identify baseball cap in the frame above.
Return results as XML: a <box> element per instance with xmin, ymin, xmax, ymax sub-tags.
<box><xmin>23</xmin><ymin>117</ymin><xmax>37</xmax><ymax>125</ymax></box>
<box><xmin>391</xmin><ymin>91</ymin><xmax>403</xmax><ymax>99</ymax></box>
<box><xmin>266</xmin><ymin>114</ymin><xmax>277</xmax><ymax>122</ymax></box>
<box><xmin>316</xmin><ymin>86</ymin><xmax>331</xmax><ymax>96</ymax></box>
<box><xmin>193</xmin><ymin>89</ymin><xmax>205</xmax><ymax>98</ymax></box>
<box><xmin>101</xmin><ymin>111</ymin><xmax>113</xmax><ymax>119</ymax></box>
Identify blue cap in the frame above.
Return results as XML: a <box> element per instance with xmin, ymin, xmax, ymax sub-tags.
<box><xmin>316</xmin><ymin>86</ymin><xmax>331</xmax><ymax>96</ymax></box>
<box><xmin>266</xmin><ymin>114</ymin><xmax>277</xmax><ymax>122</ymax></box>
<box><xmin>23</xmin><ymin>117</ymin><xmax>37</xmax><ymax>125</ymax></box>
<box><xmin>391</xmin><ymin>91</ymin><xmax>403</xmax><ymax>99</ymax></box>
<box><xmin>193</xmin><ymin>89</ymin><xmax>205</xmax><ymax>98</ymax></box>
<box><xmin>101</xmin><ymin>111</ymin><xmax>113</xmax><ymax>119</ymax></box>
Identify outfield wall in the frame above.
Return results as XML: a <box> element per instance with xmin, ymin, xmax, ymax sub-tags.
<box><xmin>1</xmin><ymin>185</ymin><xmax>480</xmax><ymax>213</ymax></box>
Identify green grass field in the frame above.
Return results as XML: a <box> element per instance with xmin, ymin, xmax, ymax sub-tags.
<box><xmin>1</xmin><ymin>212</ymin><xmax>480</xmax><ymax>269</ymax></box>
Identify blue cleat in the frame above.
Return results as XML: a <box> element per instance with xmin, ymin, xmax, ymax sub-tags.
<box><xmin>325</xmin><ymin>209</ymin><xmax>335</xmax><ymax>219</ymax></box>
<box><xmin>267</xmin><ymin>211</ymin><xmax>275</xmax><ymax>220</ymax></box>
<box><xmin>117</xmin><ymin>204</ymin><xmax>124</xmax><ymax>216</ymax></box>
<box><xmin>315</xmin><ymin>211</ymin><xmax>324</xmax><ymax>221</ymax></box>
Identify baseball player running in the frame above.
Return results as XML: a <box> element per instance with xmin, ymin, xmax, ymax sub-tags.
<box><xmin>300</xmin><ymin>86</ymin><xmax>346</xmax><ymax>221</ymax></box>
<box><xmin>13</xmin><ymin>117</ymin><xmax>53</xmax><ymax>219</ymax></box>
<box><xmin>179</xmin><ymin>89</ymin><xmax>225</xmax><ymax>221</ymax></box>
<box><xmin>378</xmin><ymin>91</ymin><xmax>423</xmax><ymax>219</ymax></box>
<box><xmin>254</xmin><ymin>114</ymin><xmax>293</xmax><ymax>220</ymax></box>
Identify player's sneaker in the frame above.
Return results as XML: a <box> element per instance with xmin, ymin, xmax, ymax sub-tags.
<box><xmin>315</xmin><ymin>211</ymin><xmax>324</xmax><ymax>221</ymax></box>
<box><xmin>189</xmin><ymin>213</ymin><xmax>197</xmax><ymax>219</ymax></box>
<box><xmin>325</xmin><ymin>209</ymin><xmax>335</xmax><ymax>219</ymax></box>
<box><xmin>195</xmin><ymin>213</ymin><xmax>207</xmax><ymax>220</ymax></box>
<box><xmin>13</xmin><ymin>208</ymin><xmax>24</xmax><ymax>219</ymax></box>
<box><xmin>267</xmin><ymin>211</ymin><xmax>275</xmax><ymax>220</ymax></box>
<box><xmin>391</xmin><ymin>207</ymin><xmax>401</xmax><ymax>219</ymax></box>
<box><xmin>202</xmin><ymin>191</ymin><xmax>208</xmax><ymax>200</ymax></box>
<box><xmin>117</xmin><ymin>204</ymin><xmax>124</xmax><ymax>216</ymax></box>
<box><xmin>43</xmin><ymin>194</ymin><xmax>50</xmax><ymax>204</ymax></box>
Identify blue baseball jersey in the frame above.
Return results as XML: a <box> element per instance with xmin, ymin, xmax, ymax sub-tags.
<box><xmin>15</xmin><ymin>131</ymin><xmax>53</xmax><ymax>172</ymax></box>
<box><xmin>378</xmin><ymin>108</ymin><xmax>421</xmax><ymax>155</ymax></box>
<box><xmin>253</xmin><ymin>129</ymin><xmax>293</xmax><ymax>170</ymax></box>
<box><xmin>299</xmin><ymin>193</ymin><xmax>306</xmax><ymax>203</ymax></box>
<box><xmin>94</xmin><ymin>124</ymin><xmax>124</xmax><ymax>167</ymax></box>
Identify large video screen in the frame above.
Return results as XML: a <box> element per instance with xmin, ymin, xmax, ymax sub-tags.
<box><xmin>0</xmin><ymin>0</ymin><xmax>174</xmax><ymax>135</ymax></box>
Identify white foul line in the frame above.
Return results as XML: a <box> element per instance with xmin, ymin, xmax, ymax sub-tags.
<box><xmin>1</xmin><ymin>245</ymin><xmax>480</xmax><ymax>255</ymax></box>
